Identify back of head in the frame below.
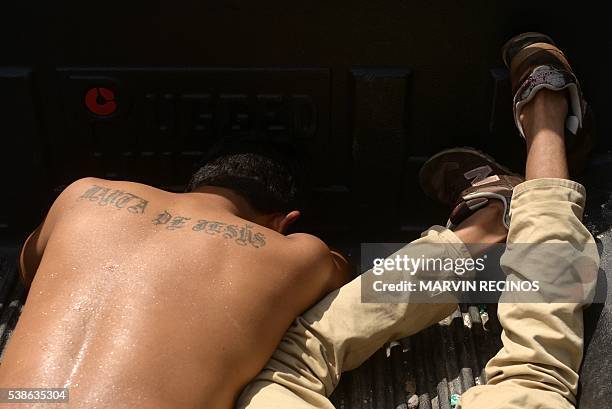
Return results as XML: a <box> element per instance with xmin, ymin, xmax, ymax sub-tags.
<box><xmin>186</xmin><ymin>142</ymin><xmax>301</xmax><ymax>215</ymax></box>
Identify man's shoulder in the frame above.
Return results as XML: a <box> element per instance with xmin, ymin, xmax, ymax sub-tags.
<box><xmin>45</xmin><ymin>177</ymin><xmax>175</xmax><ymax>226</ymax></box>
<box><xmin>283</xmin><ymin>233</ymin><xmax>333</xmax><ymax>268</ymax></box>
<box><xmin>65</xmin><ymin>177</ymin><xmax>162</xmax><ymax>196</ymax></box>
<box><xmin>63</xmin><ymin>177</ymin><xmax>171</xmax><ymax>206</ymax></box>
<box><xmin>286</xmin><ymin>233</ymin><xmax>330</xmax><ymax>253</ymax></box>
<box><xmin>283</xmin><ymin>233</ymin><xmax>351</xmax><ymax>290</ymax></box>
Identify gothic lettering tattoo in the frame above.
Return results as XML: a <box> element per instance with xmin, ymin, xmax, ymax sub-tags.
<box><xmin>79</xmin><ymin>185</ymin><xmax>149</xmax><ymax>214</ymax></box>
<box><xmin>167</xmin><ymin>212</ymin><xmax>266</xmax><ymax>248</ymax></box>
<box><xmin>79</xmin><ymin>185</ymin><xmax>266</xmax><ymax>248</ymax></box>
<box><xmin>152</xmin><ymin>211</ymin><xmax>193</xmax><ymax>232</ymax></box>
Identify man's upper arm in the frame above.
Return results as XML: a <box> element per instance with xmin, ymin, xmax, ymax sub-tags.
<box><xmin>18</xmin><ymin>177</ymin><xmax>91</xmax><ymax>287</ymax></box>
<box><xmin>328</xmin><ymin>249</ymin><xmax>352</xmax><ymax>290</ymax></box>
<box><xmin>19</xmin><ymin>225</ymin><xmax>44</xmax><ymax>287</ymax></box>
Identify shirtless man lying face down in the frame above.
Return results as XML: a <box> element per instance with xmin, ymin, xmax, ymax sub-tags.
<box><xmin>0</xmin><ymin>144</ymin><xmax>350</xmax><ymax>409</ymax></box>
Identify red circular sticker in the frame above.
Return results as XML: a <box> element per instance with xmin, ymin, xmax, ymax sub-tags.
<box><xmin>85</xmin><ymin>87</ymin><xmax>117</xmax><ymax>116</ymax></box>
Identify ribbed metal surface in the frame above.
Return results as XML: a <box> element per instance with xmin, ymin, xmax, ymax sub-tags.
<box><xmin>0</xmin><ymin>244</ymin><xmax>25</xmax><ymax>360</ymax></box>
<box><xmin>329</xmin><ymin>305</ymin><xmax>502</xmax><ymax>409</ymax></box>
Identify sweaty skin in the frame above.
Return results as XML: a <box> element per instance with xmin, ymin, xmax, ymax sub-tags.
<box><xmin>0</xmin><ymin>177</ymin><xmax>349</xmax><ymax>409</ymax></box>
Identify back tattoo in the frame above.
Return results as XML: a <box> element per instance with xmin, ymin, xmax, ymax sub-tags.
<box><xmin>78</xmin><ymin>184</ymin><xmax>266</xmax><ymax>248</ymax></box>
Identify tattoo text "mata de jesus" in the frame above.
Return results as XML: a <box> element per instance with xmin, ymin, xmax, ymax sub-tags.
<box><xmin>78</xmin><ymin>185</ymin><xmax>266</xmax><ymax>248</ymax></box>
<box><xmin>79</xmin><ymin>185</ymin><xmax>148</xmax><ymax>214</ymax></box>
<box><xmin>152</xmin><ymin>210</ymin><xmax>266</xmax><ymax>248</ymax></box>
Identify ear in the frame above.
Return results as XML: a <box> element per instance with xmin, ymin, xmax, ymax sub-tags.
<box><xmin>273</xmin><ymin>210</ymin><xmax>301</xmax><ymax>234</ymax></box>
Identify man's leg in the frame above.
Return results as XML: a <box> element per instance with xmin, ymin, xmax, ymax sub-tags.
<box><xmin>458</xmin><ymin>92</ymin><xmax>596</xmax><ymax>409</ymax></box>
<box><xmin>522</xmin><ymin>89</ymin><xmax>570</xmax><ymax>180</ymax></box>
<box><xmin>458</xmin><ymin>34</ymin><xmax>599</xmax><ymax>408</ymax></box>
<box><xmin>237</xmin><ymin>192</ymin><xmax>510</xmax><ymax>408</ymax></box>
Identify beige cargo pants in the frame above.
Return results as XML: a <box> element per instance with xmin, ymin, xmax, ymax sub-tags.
<box><xmin>237</xmin><ymin>178</ymin><xmax>599</xmax><ymax>409</ymax></box>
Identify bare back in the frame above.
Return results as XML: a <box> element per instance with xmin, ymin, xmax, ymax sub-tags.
<box><xmin>0</xmin><ymin>178</ymin><xmax>348</xmax><ymax>409</ymax></box>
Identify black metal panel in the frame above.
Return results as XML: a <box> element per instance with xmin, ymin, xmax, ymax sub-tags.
<box><xmin>45</xmin><ymin>68</ymin><xmax>330</xmax><ymax>190</ymax></box>
<box><xmin>0</xmin><ymin>1</ymin><xmax>610</xmax><ymax>236</ymax></box>
<box><xmin>351</xmin><ymin>68</ymin><xmax>411</xmax><ymax>230</ymax></box>
<box><xmin>0</xmin><ymin>69</ymin><xmax>41</xmax><ymax>236</ymax></box>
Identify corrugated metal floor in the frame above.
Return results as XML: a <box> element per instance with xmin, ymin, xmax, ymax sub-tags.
<box><xmin>0</xmin><ymin>244</ymin><xmax>24</xmax><ymax>362</ymax></box>
<box><xmin>329</xmin><ymin>306</ymin><xmax>502</xmax><ymax>409</ymax></box>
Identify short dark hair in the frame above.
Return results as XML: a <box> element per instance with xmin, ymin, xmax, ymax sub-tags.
<box><xmin>186</xmin><ymin>143</ymin><xmax>300</xmax><ymax>214</ymax></box>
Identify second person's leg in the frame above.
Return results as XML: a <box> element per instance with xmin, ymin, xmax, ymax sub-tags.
<box><xmin>458</xmin><ymin>33</ymin><xmax>599</xmax><ymax>409</ymax></box>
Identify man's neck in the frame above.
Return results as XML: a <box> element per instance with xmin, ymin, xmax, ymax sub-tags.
<box><xmin>187</xmin><ymin>186</ymin><xmax>259</xmax><ymax>222</ymax></box>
